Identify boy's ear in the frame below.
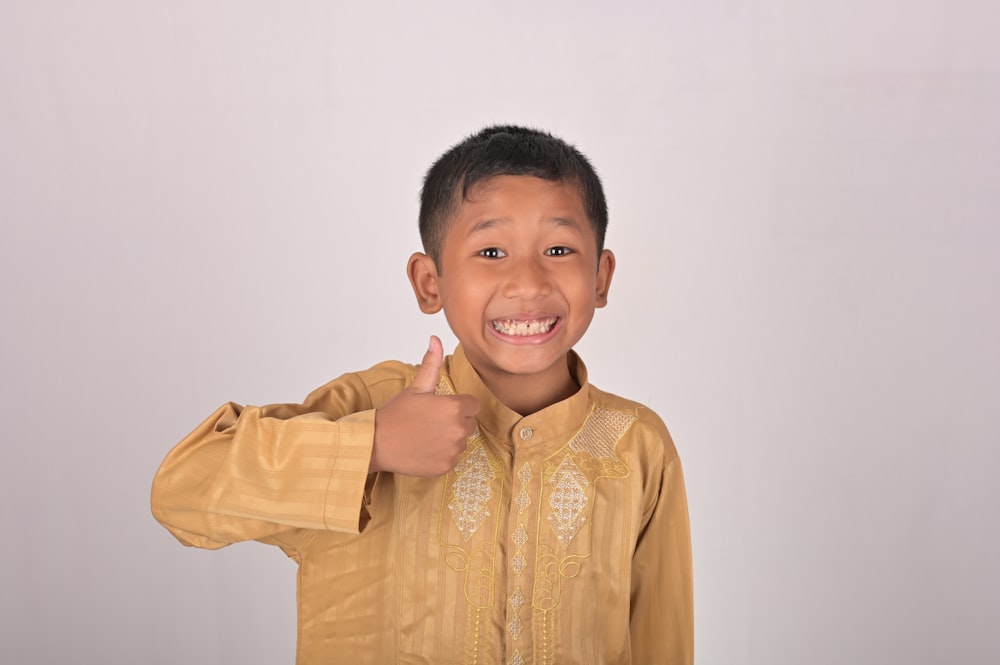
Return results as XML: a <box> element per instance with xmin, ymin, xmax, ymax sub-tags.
<box><xmin>407</xmin><ymin>252</ymin><xmax>443</xmax><ymax>314</ymax></box>
<box><xmin>595</xmin><ymin>249</ymin><xmax>615</xmax><ymax>308</ymax></box>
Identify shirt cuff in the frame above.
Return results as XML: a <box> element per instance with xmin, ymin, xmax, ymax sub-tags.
<box><xmin>321</xmin><ymin>409</ymin><xmax>376</xmax><ymax>533</ymax></box>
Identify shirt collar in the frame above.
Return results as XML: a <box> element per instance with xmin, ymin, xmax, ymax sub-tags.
<box><xmin>444</xmin><ymin>344</ymin><xmax>593</xmax><ymax>447</ymax></box>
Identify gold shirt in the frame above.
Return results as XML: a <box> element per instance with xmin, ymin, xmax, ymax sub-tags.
<box><xmin>152</xmin><ymin>346</ymin><xmax>693</xmax><ymax>664</ymax></box>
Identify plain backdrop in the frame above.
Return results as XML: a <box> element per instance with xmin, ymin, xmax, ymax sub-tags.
<box><xmin>1</xmin><ymin>1</ymin><xmax>998</xmax><ymax>664</ymax></box>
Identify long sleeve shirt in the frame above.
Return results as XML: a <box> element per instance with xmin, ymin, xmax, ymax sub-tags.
<box><xmin>151</xmin><ymin>346</ymin><xmax>693</xmax><ymax>665</ymax></box>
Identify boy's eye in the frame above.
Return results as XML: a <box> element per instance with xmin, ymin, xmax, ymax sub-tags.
<box><xmin>545</xmin><ymin>246</ymin><xmax>573</xmax><ymax>257</ymax></box>
<box><xmin>479</xmin><ymin>247</ymin><xmax>507</xmax><ymax>259</ymax></box>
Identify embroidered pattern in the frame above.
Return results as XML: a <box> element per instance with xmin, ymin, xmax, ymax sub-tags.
<box><xmin>508</xmin><ymin>462</ymin><xmax>533</xmax><ymax>655</ymax></box>
<box><xmin>514</xmin><ymin>489</ymin><xmax>530</xmax><ymax>515</ymax></box>
<box><xmin>547</xmin><ymin>455</ymin><xmax>590</xmax><ymax>548</ymax></box>
<box><xmin>509</xmin><ymin>586</ymin><xmax>525</xmax><ymax>612</ymax></box>
<box><xmin>568</xmin><ymin>407</ymin><xmax>637</xmax><ymax>460</ymax></box>
<box><xmin>433</xmin><ymin>378</ymin><xmax>639</xmax><ymax>664</ymax></box>
<box><xmin>466</xmin><ymin>606</ymin><xmax>484</xmax><ymax>665</ymax></box>
<box><xmin>512</xmin><ymin>523</ymin><xmax>528</xmax><ymax>549</ymax></box>
<box><xmin>542</xmin><ymin>407</ymin><xmax>637</xmax><ymax>549</ymax></box>
<box><xmin>431</xmin><ymin>368</ymin><xmax>511</xmax><ymax>663</ymax></box>
<box><xmin>508</xmin><ymin>613</ymin><xmax>524</xmax><ymax>640</ymax></box>
<box><xmin>510</xmin><ymin>523</ymin><xmax>529</xmax><ymax>574</ymax></box>
<box><xmin>526</xmin><ymin>405</ymin><xmax>638</xmax><ymax>661</ymax></box>
<box><xmin>435</xmin><ymin>376</ymin><xmax>453</xmax><ymax>396</ymax></box>
<box><xmin>515</xmin><ymin>463</ymin><xmax>532</xmax><ymax>515</ymax></box>
<box><xmin>448</xmin><ymin>442</ymin><xmax>496</xmax><ymax>541</ymax></box>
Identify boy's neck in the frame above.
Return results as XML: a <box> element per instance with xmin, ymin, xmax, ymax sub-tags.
<box><xmin>475</xmin><ymin>355</ymin><xmax>580</xmax><ymax>417</ymax></box>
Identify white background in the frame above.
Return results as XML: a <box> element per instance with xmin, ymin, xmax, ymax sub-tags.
<box><xmin>2</xmin><ymin>1</ymin><xmax>998</xmax><ymax>663</ymax></box>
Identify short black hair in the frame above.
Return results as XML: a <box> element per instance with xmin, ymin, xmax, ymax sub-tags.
<box><xmin>419</xmin><ymin>125</ymin><xmax>608</xmax><ymax>263</ymax></box>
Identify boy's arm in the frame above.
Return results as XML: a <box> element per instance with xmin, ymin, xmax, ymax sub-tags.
<box><xmin>151</xmin><ymin>339</ymin><xmax>479</xmax><ymax>551</ymax></box>
<box><xmin>151</xmin><ymin>371</ymin><xmax>382</xmax><ymax>551</ymax></box>
<box><xmin>630</xmin><ymin>454</ymin><xmax>694</xmax><ymax>665</ymax></box>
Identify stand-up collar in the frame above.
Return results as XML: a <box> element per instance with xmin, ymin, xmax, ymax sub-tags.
<box><xmin>443</xmin><ymin>344</ymin><xmax>593</xmax><ymax>449</ymax></box>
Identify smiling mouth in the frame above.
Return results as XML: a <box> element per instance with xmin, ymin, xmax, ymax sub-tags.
<box><xmin>491</xmin><ymin>317</ymin><xmax>559</xmax><ymax>337</ymax></box>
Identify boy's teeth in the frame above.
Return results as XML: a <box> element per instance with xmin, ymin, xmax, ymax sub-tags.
<box><xmin>492</xmin><ymin>317</ymin><xmax>557</xmax><ymax>336</ymax></box>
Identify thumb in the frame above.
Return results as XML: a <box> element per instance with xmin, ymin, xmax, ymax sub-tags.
<box><xmin>410</xmin><ymin>335</ymin><xmax>444</xmax><ymax>393</ymax></box>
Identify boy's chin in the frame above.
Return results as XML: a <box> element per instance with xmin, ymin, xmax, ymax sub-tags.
<box><xmin>468</xmin><ymin>345</ymin><xmax>571</xmax><ymax>377</ymax></box>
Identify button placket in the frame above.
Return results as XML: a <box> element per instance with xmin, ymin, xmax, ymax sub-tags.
<box><xmin>506</xmin><ymin>428</ymin><xmax>537</xmax><ymax>662</ymax></box>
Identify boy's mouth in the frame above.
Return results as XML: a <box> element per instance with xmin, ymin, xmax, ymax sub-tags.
<box><xmin>491</xmin><ymin>317</ymin><xmax>559</xmax><ymax>337</ymax></box>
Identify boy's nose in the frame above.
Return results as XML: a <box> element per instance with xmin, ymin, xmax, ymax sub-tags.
<box><xmin>501</xmin><ymin>257</ymin><xmax>552</xmax><ymax>299</ymax></box>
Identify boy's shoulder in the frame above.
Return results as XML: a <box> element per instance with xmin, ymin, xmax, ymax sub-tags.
<box><xmin>586</xmin><ymin>382</ymin><xmax>679</xmax><ymax>462</ymax></box>
<box><xmin>302</xmin><ymin>358</ymin><xmax>418</xmax><ymax>411</ymax></box>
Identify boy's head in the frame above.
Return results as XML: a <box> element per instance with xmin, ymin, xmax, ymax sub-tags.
<box><xmin>418</xmin><ymin>125</ymin><xmax>608</xmax><ymax>265</ymax></box>
<box><xmin>407</xmin><ymin>125</ymin><xmax>616</xmax><ymax>413</ymax></box>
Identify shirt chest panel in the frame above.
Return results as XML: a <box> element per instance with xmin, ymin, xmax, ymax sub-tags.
<box><xmin>298</xmin><ymin>407</ymin><xmax>642</xmax><ymax>664</ymax></box>
<box><xmin>391</xmin><ymin>407</ymin><xmax>639</xmax><ymax>664</ymax></box>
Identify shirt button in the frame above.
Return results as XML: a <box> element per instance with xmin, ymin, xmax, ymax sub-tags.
<box><xmin>518</xmin><ymin>427</ymin><xmax>533</xmax><ymax>441</ymax></box>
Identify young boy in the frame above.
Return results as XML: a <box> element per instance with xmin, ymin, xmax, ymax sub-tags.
<box><xmin>152</xmin><ymin>125</ymin><xmax>693</xmax><ymax>664</ymax></box>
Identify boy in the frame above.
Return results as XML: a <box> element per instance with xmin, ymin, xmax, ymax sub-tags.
<box><xmin>152</xmin><ymin>125</ymin><xmax>693</xmax><ymax>664</ymax></box>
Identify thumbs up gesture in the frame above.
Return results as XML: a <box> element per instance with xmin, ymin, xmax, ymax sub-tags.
<box><xmin>370</xmin><ymin>336</ymin><xmax>481</xmax><ymax>477</ymax></box>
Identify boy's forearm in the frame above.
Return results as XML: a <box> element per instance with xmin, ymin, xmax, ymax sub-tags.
<box><xmin>151</xmin><ymin>401</ymin><xmax>378</xmax><ymax>549</ymax></box>
<box><xmin>629</xmin><ymin>455</ymin><xmax>694</xmax><ymax>664</ymax></box>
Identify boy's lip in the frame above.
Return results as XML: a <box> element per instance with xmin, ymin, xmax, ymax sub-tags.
<box><xmin>488</xmin><ymin>315</ymin><xmax>563</xmax><ymax>343</ymax></box>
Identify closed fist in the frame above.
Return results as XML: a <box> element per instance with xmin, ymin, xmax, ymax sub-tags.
<box><xmin>370</xmin><ymin>336</ymin><xmax>480</xmax><ymax>477</ymax></box>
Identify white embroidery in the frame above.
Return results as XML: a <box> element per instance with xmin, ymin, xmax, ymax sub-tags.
<box><xmin>509</xmin><ymin>587</ymin><xmax>525</xmax><ymax>612</ymax></box>
<box><xmin>448</xmin><ymin>444</ymin><xmax>496</xmax><ymax>541</ymax></box>
<box><xmin>568</xmin><ymin>407</ymin><xmax>636</xmax><ymax>460</ymax></box>
<box><xmin>511</xmin><ymin>552</ymin><xmax>527</xmax><ymax>575</ymax></box>
<box><xmin>508</xmin><ymin>613</ymin><xmax>524</xmax><ymax>640</ymax></box>
<box><xmin>548</xmin><ymin>455</ymin><xmax>589</xmax><ymax>548</ymax></box>
<box><xmin>512</xmin><ymin>524</ymin><xmax>528</xmax><ymax>549</ymax></box>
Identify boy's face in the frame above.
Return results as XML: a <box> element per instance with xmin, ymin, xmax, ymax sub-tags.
<box><xmin>408</xmin><ymin>175</ymin><xmax>614</xmax><ymax>404</ymax></box>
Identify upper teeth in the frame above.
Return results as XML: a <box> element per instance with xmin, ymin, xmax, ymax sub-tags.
<box><xmin>492</xmin><ymin>318</ymin><xmax>557</xmax><ymax>336</ymax></box>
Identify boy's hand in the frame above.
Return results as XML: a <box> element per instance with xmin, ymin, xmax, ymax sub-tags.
<box><xmin>370</xmin><ymin>336</ymin><xmax>480</xmax><ymax>477</ymax></box>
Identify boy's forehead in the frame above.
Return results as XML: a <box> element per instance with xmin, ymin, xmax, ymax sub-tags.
<box><xmin>459</xmin><ymin>175</ymin><xmax>587</xmax><ymax>214</ymax></box>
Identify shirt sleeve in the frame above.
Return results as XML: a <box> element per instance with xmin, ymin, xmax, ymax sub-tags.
<box><xmin>629</xmin><ymin>454</ymin><xmax>694</xmax><ymax>665</ymax></box>
<box><xmin>150</xmin><ymin>370</ymin><xmax>394</xmax><ymax>552</ymax></box>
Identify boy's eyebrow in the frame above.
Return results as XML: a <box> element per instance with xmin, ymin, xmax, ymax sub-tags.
<box><xmin>467</xmin><ymin>216</ymin><xmax>584</xmax><ymax>235</ymax></box>
<box><xmin>468</xmin><ymin>218</ymin><xmax>507</xmax><ymax>234</ymax></box>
